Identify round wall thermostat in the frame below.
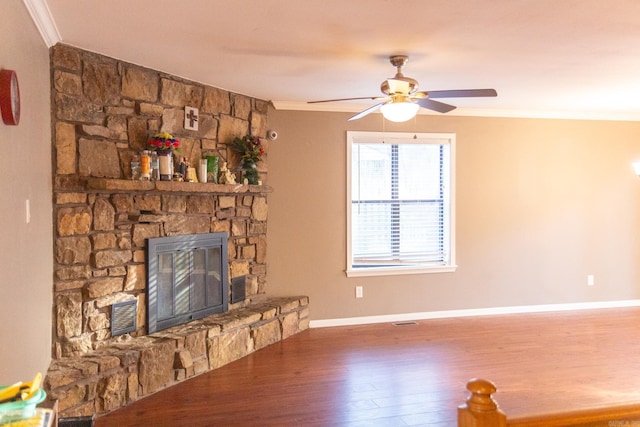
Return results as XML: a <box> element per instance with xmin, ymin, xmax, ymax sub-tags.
<box><xmin>0</xmin><ymin>69</ymin><xmax>20</xmax><ymax>125</ymax></box>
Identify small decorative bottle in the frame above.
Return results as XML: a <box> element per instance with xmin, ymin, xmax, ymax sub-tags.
<box><xmin>140</xmin><ymin>150</ymin><xmax>151</xmax><ymax>180</ymax></box>
<box><xmin>130</xmin><ymin>160</ymin><xmax>141</xmax><ymax>180</ymax></box>
<box><xmin>178</xmin><ymin>157</ymin><xmax>188</xmax><ymax>181</ymax></box>
<box><xmin>150</xmin><ymin>151</ymin><xmax>159</xmax><ymax>180</ymax></box>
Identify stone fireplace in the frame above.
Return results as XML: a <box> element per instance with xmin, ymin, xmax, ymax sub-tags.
<box><xmin>45</xmin><ymin>44</ymin><xmax>309</xmax><ymax>418</ymax></box>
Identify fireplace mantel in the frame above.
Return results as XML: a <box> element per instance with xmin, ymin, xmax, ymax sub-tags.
<box><xmin>65</xmin><ymin>178</ymin><xmax>274</xmax><ymax>195</ymax></box>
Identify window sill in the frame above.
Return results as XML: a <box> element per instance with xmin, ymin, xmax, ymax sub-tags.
<box><xmin>345</xmin><ymin>265</ymin><xmax>457</xmax><ymax>277</ymax></box>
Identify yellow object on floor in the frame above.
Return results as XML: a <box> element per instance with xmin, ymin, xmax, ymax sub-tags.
<box><xmin>0</xmin><ymin>373</ymin><xmax>42</xmax><ymax>404</ymax></box>
<box><xmin>0</xmin><ymin>408</ymin><xmax>53</xmax><ymax>427</ymax></box>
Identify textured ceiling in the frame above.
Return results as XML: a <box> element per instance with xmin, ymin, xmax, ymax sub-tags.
<box><xmin>41</xmin><ymin>0</ymin><xmax>640</xmax><ymax>120</ymax></box>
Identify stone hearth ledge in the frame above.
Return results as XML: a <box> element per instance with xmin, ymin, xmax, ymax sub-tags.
<box><xmin>45</xmin><ymin>296</ymin><xmax>309</xmax><ymax>418</ymax></box>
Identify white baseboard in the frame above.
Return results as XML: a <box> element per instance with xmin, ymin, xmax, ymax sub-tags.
<box><xmin>309</xmin><ymin>299</ymin><xmax>640</xmax><ymax>328</ymax></box>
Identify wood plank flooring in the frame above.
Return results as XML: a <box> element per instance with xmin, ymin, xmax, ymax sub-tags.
<box><xmin>95</xmin><ymin>307</ymin><xmax>640</xmax><ymax>426</ymax></box>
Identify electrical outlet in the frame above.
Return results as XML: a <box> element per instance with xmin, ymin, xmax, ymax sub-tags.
<box><xmin>587</xmin><ymin>274</ymin><xmax>595</xmax><ymax>286</ymax></box>
<box><xmin>355</xmin><ymin>286</ymin><xmax>363</xmax><ymax>298</ymax></box>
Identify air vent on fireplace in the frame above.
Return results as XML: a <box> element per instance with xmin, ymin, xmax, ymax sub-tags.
<box><xmin>231</xmin><ymin>275</ymin><xmax>246</xmax><ymax>304</ymax></box>
<box><xmin>111</xmin><ymin>300</ymin><xmax>137</xmax><ymax>336</ymax></box>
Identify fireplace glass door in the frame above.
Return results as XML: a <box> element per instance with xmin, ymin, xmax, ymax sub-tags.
<box><xmin>148</xmin><ymin>233</ymin><xmax>228</xmax><ymax>333</ymax></box>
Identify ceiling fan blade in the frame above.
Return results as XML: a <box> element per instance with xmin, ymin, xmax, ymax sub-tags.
<box><xmin>423</xmin><ymin>89</ymin><xmax>497</xmax><ymax>98</ymax></box>
<box><xmin>416</xmin><ymin>98</ymin><xmax>457</xmax><ymax>113</ymax></box>
<box><xmin>348</xmin><ymin>102</ymin><xmax>386</xmax><ymax>121</ymax></box>
<box><xmin>308</xmin><ymin>96</ymin><xmax>381</xmax><ymax>104</ymax></box>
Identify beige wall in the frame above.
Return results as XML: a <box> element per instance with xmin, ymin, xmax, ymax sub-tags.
<box><xmin>266</xmin><ymin>109</ymin><xmax>640</xmax><ymax>321</ymax></box>
<box><xmin>2</xmin><ymin>0</ymin><xmax>639</xmax><ymax>378</ymax></box>
<box><xmin>0</xmin><ymin>1</ymin><xmax>52</xmax><ymax>381</ymax></box>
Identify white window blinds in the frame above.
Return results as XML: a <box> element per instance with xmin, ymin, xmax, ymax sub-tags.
<box><xmin>347</xmin><ymin>132</ymin><xmax>455</xmax><ymax>276</ymax></box>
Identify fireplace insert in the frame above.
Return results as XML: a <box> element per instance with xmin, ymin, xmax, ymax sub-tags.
<box><xmin>146</xmin><ymin>232</ymin><xmax>229</xmax><ymax>333</ymax></box>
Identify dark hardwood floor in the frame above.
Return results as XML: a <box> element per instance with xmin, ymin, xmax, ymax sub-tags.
<box><xmin>95</xmin><ymin>307</ymin><xmax>640</xmax><ymax>426</ymax></box>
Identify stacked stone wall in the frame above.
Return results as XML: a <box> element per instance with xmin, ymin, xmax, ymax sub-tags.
<box><xmin>48</xmin><ymin>44</ymin><xmax>310</xmax><ymax>419</ymax></box>
<box><xmin>51</xmin><ymin>43</ymin><xmax>273</xmax><ymax>356</ymax></box>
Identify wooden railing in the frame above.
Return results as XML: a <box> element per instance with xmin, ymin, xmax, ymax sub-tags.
<box><xmin>458</xmin><ymin>378</ymin><xmax>640</xmax><ymax>427</ymax></box>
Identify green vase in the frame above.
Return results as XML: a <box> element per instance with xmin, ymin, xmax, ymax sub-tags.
<box><xmin>206</xmin><ymin>156</ymin><xmax>218</xmax><ymax>183</ymax></box>
<box><xmin>242</xmin><ymin>159</ymin><xmax>259</xmax><ymax>185</ymax></box>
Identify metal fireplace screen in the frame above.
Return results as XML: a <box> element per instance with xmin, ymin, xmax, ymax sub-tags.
<box><xmin>147</xmin><ymin>233</ymin><xmax>229</xmax><ymax>333</ymax></box>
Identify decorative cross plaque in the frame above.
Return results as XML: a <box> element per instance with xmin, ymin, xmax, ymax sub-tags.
<box><xmin>184</xmin><ymin>106</ymin><xmax>199</xmax><ymax>131</ymax></box>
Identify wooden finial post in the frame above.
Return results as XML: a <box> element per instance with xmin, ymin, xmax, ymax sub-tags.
<box><xmin>458</xmin><ymin>378</ymin><xmax>507</xmax><ymax>427</ymax></box>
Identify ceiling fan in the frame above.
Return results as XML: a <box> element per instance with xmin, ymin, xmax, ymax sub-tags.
<box><xmin>308</xmin><ymin>55</ymin><xmax>497</xmax><ymax>122</ymax></box>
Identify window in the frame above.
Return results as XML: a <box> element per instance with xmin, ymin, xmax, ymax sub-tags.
<box><xmin>346</xmin><ymin>131</ymin><xmax>456</xmax><ymax>277</ymax></box>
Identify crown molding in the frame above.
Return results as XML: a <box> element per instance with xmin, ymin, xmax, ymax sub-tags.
<box><xmin>272</xmin><ymin>100</ymin><xmax>640</xmax><ymax>122</ymax></box>
<box><xmin>22</xmin><ymin>0</ymin><xmax>61</xmax><ymax>48</ymax></box>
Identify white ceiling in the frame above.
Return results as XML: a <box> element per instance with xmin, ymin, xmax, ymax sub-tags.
<box><xmin>30</xmin><ymin>0</ymin><xmax>640</xmax><ymax>120</ymax></box>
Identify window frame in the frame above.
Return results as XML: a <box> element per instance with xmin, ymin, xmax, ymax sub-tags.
<box><xmin>346</xmin><ymin>131</ymin><xmax>457</xmax><ymax>277</ymax></box>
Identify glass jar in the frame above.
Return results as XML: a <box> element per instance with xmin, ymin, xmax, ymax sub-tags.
<box><xmin>150</xmin><ymin>151</ymin><xmax>159</xmax><ymax>180</ymax></box>
<box><xmin>140</xmin><ymin>150</ymin><xmax>151</xmax><ymax>180</ymax></box>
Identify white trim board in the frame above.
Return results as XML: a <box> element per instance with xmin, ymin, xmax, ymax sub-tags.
<box><xmin>23</xmin><ymin>0</ymin><xmax>61</xmax><ymax>48</ymax></box>
<box><xmin>309</xmin><ymin>299</ymin><xmax>640</xmax><ymax>328</ymax></box>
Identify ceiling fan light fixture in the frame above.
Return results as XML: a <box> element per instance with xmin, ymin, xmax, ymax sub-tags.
<box><xmin>380</xmin><ymin>101</ymin><xmax>420</xmax><ymax>122</ymax></box>
<box><xmin>308</xmin><ymin>55</ymin><xmax>497</xmax><ymax>121</ymax></box>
